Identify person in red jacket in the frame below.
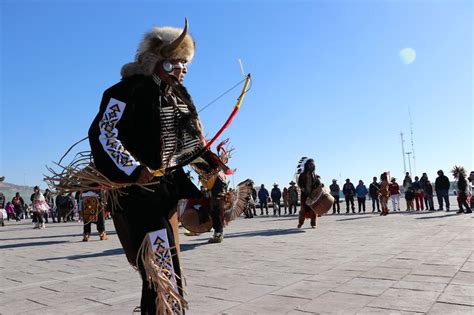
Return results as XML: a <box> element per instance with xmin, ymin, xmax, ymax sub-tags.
<box><xmin>389</xmin><ymin>178</ymin><xmax>401</xmax><ymax>211</ymax></box>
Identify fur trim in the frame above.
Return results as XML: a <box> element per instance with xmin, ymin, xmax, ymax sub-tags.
<box><xmin>121</xmin><ymin>26</ymin><xmax>195</xmax><ymax>79</ymax></box>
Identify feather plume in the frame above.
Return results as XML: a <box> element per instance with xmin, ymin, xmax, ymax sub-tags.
<box><xmin>221</xmin><ymin>179</ymin><xmax>254</xmax><ymax>225</ymax></box>
<box><xmin>451</xmin><ymin>165</ymin><xmax>467</xmax><ymax>179</ymax></box>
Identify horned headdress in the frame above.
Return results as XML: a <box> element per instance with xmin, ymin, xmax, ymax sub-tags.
<box><xmin>121</xmin><ymin>18</ymin><xmax>195</xmax><ymax>78</ymax></box>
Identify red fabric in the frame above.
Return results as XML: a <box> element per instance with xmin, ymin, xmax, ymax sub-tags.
<box><xmin>389</xmin><ymin>183</ymin><xmax>400</xmax><ymax>195</ymax></box>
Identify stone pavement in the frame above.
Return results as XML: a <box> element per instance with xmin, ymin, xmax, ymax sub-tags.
<box><xmin>1</xmin><ymin>201</ymin><xmax>473</xmax><ymax>314</ymax></box>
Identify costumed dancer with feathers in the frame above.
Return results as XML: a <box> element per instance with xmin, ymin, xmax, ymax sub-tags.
<box><xmin>452</xmin><ymin>166</ymin><xmax>472</xmax><ymax>214</ymax></box>
<box><xmin>296</xmin><ymin>158</ymin><xmax>321</xmax><ymax>228</ymax></box>
<box><xmin>88</xmin><ymin>19</ymin><xmax>250</xmax><ymax>314</ymax></box>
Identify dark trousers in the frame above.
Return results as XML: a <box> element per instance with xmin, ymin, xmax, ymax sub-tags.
<box><xmin>357</xmin><ymin>197</ymin><xmax>366</xmax><ymax>212</ymax></box>
<box><xmin>425</xmin><ymin>194</ymin><xmax>434</xmax><ymax>210</ymax></box>
<box><xmin>14</xmin><ymin>206</ymin><xmax>22</xmax><ymax>220</ymax></box>
<box><xmin>436</xmin><ymin>190</ymin><xmax>450</xmax><ymax>210</ymax></box>
<box><xmin>332</xmin><ymin>195</ymin><xmax>340</xmax><ymax>213</ymax></box>
<box><xmin>259</xmin><ymin>201</ymin><xmax>268</xmax><ymax>215</ymax></box>
<box><xmin>83</xmin><ymin>209</ymin><xmax>105</xmax><ymax>235</ymax></box>
<box><xmin>289</xmin><ymin>201</ymin><xmax>298</xmax><ymax>214</ymax></box>
<box><xmin>345</xmin><ymin>195</ymin><xmax>355</xmax><ymax>212</ymax></box>
<box><xmin>371</xmin><ymin>196</ymin><xmax>380</xmax><ymax>211</ymax></box>
<box><xmin>113</xmin><ymin>183</ymin><xmax>183</xmax><ymax>315</ymax></box>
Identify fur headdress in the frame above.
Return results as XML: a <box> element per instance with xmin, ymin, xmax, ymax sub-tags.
<box><xmin>121</xmin><ymin>18</ymin><xmax>195</xmax><ymax>78</ymax></box>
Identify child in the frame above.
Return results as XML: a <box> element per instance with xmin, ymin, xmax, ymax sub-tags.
<box><xmin>405</xmin><ymin>188</ymin><xmax>415</xmax><ymax>212</ymax></box>
<box><xmin>5</xmin><ymin>202</ymin><xmax>17</xmax><ymax>221</ymax></box>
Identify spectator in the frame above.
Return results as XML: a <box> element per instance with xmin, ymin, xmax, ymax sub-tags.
<box><xmin>355</xmin><ymin>180</ymin><xmax>368</xmax><ymax>213</ymax></box>
<box><xmin>405</xmin><ymin>187</ymin><xmax>415</xmax><ymax>211</ymax></box>
<box><xmin>32</xmin><ymin>186</ymin><xmax>49</xmax><ymax>229</ymax></box>
<box><xmin>403</xmin><ymin>172</ymin><xmax>412</xmax><ymax>191</ymax></box>
<box><xmin>412</xmin><ymin>176</ymin><xmax>424</xmax><ymax>211</ymax></box>
<box><xmin>342</xmin><ymin>178</ymin><xmax>356</xmax><ymax>213</ymax></box>
<box><xmin>369</xmin><ymin>177</ymin><xmax>380</xmax><ymax>212</ymax></box>
<box><xmin>288</xmin><ymin>181</ymin><xmax>298</xmax><ymax>215</ymax></box>
<box><xmin>425</xmin><ymin>180</ymin><xmax>435</xmax><ymax>211</ymax></box>
<box><xmin>249</xmin><ymin>183</ymin><xmax>257</xmax><ymax>217</ymax></box>
<box><xmin>56</xmin><ymin>193</ymin><xmax>73</xmax><ymax>223</ymax></box>
<box><xmin>5</xmin><ymin>202</ymin><xmax>16</xmax><ymax>221</ymax></box>
<box><xmin>11</xmin><ymin>192</ymin><xmax>24</xmax><ymax>220</ymax></box>
<box><xmin>379</xmin><ymin>172</ymin><xmax>390</xmax><ymax>216</ymax></box>
<box><xmin>271</xmin><ymin>183</ymin><xmax>282</xmax><ymax>216</ymax></box>
<box><xmin>419</xmin><ymin>173</ymin><xmax>429</xmax><ymax>210</ymax></box>
<box><xmin>389</xmin><ymin>178</ymin><xmax>401</xmax><ymax>211</ymax></box>
<box><xmin>282</xmin><ymin>187</ymin><xmax>289</xmax><ymax>215</ymax></box>
<box><xmin>43</xmin><ymin>189</ymin><xmax>55</xmax><ymax>223</ymax></box>
<box><xmin>470</xmin><ymin>171</ymin><xmax>474</xmax><ymax>212</ymax></box>
<box><xmin>258</xmin><ymin>184</ymin><xmax>269</xmax><ymax>215</ymax></box>
<box><xmin>329</xmin><ymin>179</ymin><xmax>340</xmax><ymax>214</ymax></box>
<box><xmin>435</xmin><ymin>170</ymin><xmax>451</xmax><ymax>211</ymax></box>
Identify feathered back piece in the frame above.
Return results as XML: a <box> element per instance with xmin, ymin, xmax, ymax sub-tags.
<box><xmin>451</xmin><ymin>165</ymin><xmax>467</xmax><ymax>179</ymax></box>
<box><xmin>221</xmin><ymin>179</ymin><xmax>254</xmax><ymax>225</ymax></box>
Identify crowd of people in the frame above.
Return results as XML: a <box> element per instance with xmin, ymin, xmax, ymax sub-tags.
<box><xmin>0</xmin><ymin>186</ymin><xmax>110</xmax><ymax>240</ymax></box>
<box><xmin>243</xmin><ymin>167</ymin><xmax>474</xmax><ymax>219</ymax></box>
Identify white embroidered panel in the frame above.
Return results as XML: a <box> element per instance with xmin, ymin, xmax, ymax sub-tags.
<box><xmin>99</xmin><ymin>98</ymin><xmax>140</xmax><ymax>175</ymax></box>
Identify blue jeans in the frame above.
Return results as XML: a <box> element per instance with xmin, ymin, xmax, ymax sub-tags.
<box><xmin>436</xmin><ymin>190</ymin><xmax>450</xmax><ymax>210</ymax></box>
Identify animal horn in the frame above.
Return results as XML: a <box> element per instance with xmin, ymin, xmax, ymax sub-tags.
<box><xmin>161</xmin><ymin>17</ymin><xmax>188</xmax><ymax>58</ymax></box>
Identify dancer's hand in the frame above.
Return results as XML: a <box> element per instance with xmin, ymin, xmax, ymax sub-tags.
<box><xmin>137</xmin><ymin>167</ymin><xmax>154</xmax><ymax>184</ymax></box>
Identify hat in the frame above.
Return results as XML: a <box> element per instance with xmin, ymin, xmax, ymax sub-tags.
<box><xmin>121</xmin><ymin>18</ymin><xmax>195</xmax><ymax>78</ymax></box>
<box><xmin>332</xmin><ymin>179</ymin><xmax>337</xmax><ymax>182</ymax></box>
<box><xmin>273</xmin><ymin>182</ymin><xmax>278</xmax><ymax>186</ymax></box>
<box><xmin>34</xmin><ymin>186</ymin><xmax>39</xmax><ymax>190</ymax></box>
<box><xmin>289</xmin><ymin>181</ymin><xmax>296</xmax><ymax>185</ymax></box>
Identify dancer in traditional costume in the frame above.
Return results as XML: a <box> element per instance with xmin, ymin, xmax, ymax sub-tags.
<box><xmin>88</xmin><ymin>19</ymin><xmax>205</xmax><ymax>314</ymax></box>
<box><xmin>87</xmin><ymin>19</ymin><xmax>250</xmax><ymax>314</ymax></box>
<box><xmin>379</xmin><ymin>173</ymin><xmax>390</xmax><ymax>216</ymax></box>
<box><xmin>296</xmin><ymin>158</ymin><xmax>320</xmax><ymax>228</ymax></box>
<box><xmin>80</xmin><ymin>191</ymin><xmax>108</xmax><ymax>241</ymax></box>
<box><xmin>452</xmin><ymin>166</ymin><xmax>471</xmax><ymax>214</ymax></box>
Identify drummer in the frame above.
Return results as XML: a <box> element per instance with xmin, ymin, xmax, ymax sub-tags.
<box><xmin>297</xmin><ymin>158</ymin><xmax>321</xmax><ymax>229</ymax></box>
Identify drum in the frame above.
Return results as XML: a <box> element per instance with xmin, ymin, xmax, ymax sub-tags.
<box><xmin>83</xmin><ymin>196</ymin><xmax>100</xmax><ymax>223</ymax></box>
<box><xmin>180</xmin><ymin>198</ymin><xmax>213</xmax><ymax>233</ymax></box>
<box><xmin>306</xmin><ymin>185</ymin><xmax>334</xmax><ymax>215</ymax></box>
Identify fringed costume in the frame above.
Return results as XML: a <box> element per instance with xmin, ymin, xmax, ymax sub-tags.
<box><xmin>88</xmin><ymin>19</ymin><xmax>207</xmax><ymax>314</ymax></box>
<box><xmin>296</xmin><ymin>158</ymin><xmax>320</xmax><ymax>228</ymax></box>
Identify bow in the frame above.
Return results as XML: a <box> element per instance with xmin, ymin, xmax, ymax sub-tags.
<box><xmin>153</xmin><ymin>73</ymin><xmax>251</xmax><ymax>177</ymax></box>
<box><xmin>203</xmin><ymin>73</ymin><xmax>251</xmax><ymax>149</ymax></box>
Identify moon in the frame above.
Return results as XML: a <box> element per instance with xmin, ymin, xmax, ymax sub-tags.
<box><xmin>399</xmin><ymin>48</ymin><xmax>416</xmax><ymax>64</ymax></box>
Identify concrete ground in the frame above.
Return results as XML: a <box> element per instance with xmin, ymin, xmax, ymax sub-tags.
<box><xmin>1</xmin><ymin>198</ymin><xmax>473</xmax><ymax>314</ymax></box>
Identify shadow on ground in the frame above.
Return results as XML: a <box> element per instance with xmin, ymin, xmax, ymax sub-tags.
<box><xmin>416</xmin><ymin>213</ymin><xmax>462</xmax><ymax>220</ymax></box>
<box><xmin>0</xmin><ymin>240</ymin><xmax>70</xmax><ymax>249</ymax></box>
<box><xmin>0</xmin><ymin>231</ymin><xmax>117</xmax><ymax>241</ymax></box>
<box><xmin>37</xmin><ymin>247</ymin><xmax>125</xmax><ymax>261</ymax></box>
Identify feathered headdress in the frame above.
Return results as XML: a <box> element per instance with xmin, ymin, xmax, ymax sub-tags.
<box><xmin>296</xmin><ymin>157</ymin><xmax>310</xmax><ymax>176</ymax></box>
<box><xmin>451</xmin><ymin>165</ymin><xmax>467</xmax><ymax>179</ymax></box>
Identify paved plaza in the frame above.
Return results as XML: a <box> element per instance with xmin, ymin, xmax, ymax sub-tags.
<box><xmin>1</xmin><ymin>201</ymin><xmax>473</xmax><ymax>314</ymax></box>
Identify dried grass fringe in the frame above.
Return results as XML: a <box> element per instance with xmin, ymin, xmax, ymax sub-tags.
<box><xmin>136</xmin><ymin>235</ymin><xmax>188</xmax><ymax>315</ymax></box>
<box><xmin>44</xmin><ymin>151</ymin><xmax>159</xmax><ymax>212</ymax></box>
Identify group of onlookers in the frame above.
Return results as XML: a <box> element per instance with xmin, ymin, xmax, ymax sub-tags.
<box><xmin>0</xmin><ymin>187</ymin><xmax>98</xmax><ymax>228</ymax></box>
<box><xmin>247</xmin><ymin>167</ymin><xmax>473</xmax><ymax>218</ymax></box>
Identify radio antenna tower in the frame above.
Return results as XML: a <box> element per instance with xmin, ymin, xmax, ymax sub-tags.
<box><xmin>400</xmin><ymin>132</ymin><xmax>407</xmax><ymax>174</ymax></box>
<box><xmin>408</xmin><ymin>106</ymin><xmax>417</xmax><ymax>175</ymax></box>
